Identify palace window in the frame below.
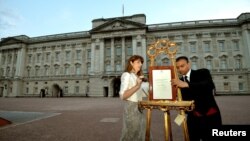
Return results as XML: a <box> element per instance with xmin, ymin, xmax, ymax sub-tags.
<box><xmin>206</xmin><ymin>60</ymin><xmax>212</xmax><ymax>70</ymax></box>
<box><xmin>190</xmin><ymin>57</ymin><xmax>198</xmax><ymax>70</ymax></box>
<box><xmin>45</xmin><ymin>53</ymin><xmax>50</xmax><ymax>62</ymax></box>
<box><xmin>176</xmin><ymin>42</ymin><xmax>183</xmax><ymax>53</ymax></box>
<box><xmin>26</xmin><ymin>87</ymin><xmax>29</xmax><ymax>94</ymax></box>
<box><xmin>233</xmin><ymin>40</ymin><xmax>240</xmax><ymax>51</ymax></box>
<box><xmin>115</xmin><ymin>47</ymin><xmax>121</xmax><ymax>57</ymax></box>
<box><xmin>220</xmin><ymin>56</ymin><xmax>227</xmax><ymax>69</ymax></box>
<box><xmin>239</xmin><ymin>82</ymin><xmax>244</xmax><ymax>91</ymax></box>
<box><xmin>36</xmin><ymin>53</ymin><xmax>41</xmax><ymax>63</ymax></box>
<box><xmin>205</xmin><ymin>56</ymin><xmax>213</xmax><ymax>70</ymax></box>
<box><xmin>44</xmin><ymin>66</ymin><xmax>49</xmax><ymax>76</ymax></box>
<box><xmin>190</xmin><ymin>42</ymin><xmax>196</xmax><ymax>53</ymax></box>
<box><xmin>8</xmin><ymin>55</ymin><xmax>12</xmax><ymax>64</ymax></box>
<box><xmin>6</xmin><ymin>67</ymin><xmax>10</xmax><ymax>77</ymax></box>
<box><xmin>204</xmin><ymin>41</ymin><xmax>211</xmax><ymax>52</ymax></box>
<box><xmin>75</xmin><ymin>86</ymin><xmax>79</xmax><ymax>93</ymax></box>
<box><xmin>34</xmin><ymin>87</ymin><xmax>38</xmax><ymax>94</ymax></box>
<box><xmin>76</xmin><ymin>50</ymin><xmax>81</xmax><ymax>60</ymax></box>
<box><xmin>137</xmin><ymin>42</ymin><xmax>141</xmax><ymax>47</ymax></box>
<box><xmin>125</xmin><ymin>37</ymin><xmax>132</xmax><ymax>56</ymax></box>
<box><xmin>64</xmin><ymin>65</ymin><xmax>70</xmax><ymax>75</ymax></box>
<box><xmin>14</xmin><ymin>54</ymin><xmax>17</xmax><ymax>64</ymax></box>
<box><xmin>95</xmin><ymin>45</ymin><xmax>99</xmax><ymax>50</ymax></box>
<box><xmin>235</xmin><ymin>57</ymin><xmax>242</xmax><ymax>69</ymax></box>
<box><xmin>105</xmin><ymin>47</ymin><xmax>111</xmax><ymax>57</ymax></box>
<box><xmin>26</xmin><ymin>67</ymin><xmax>31</xmax><ymax>77</ymax></box>
<box><xmin>105</xmin><ymin>61</ymin><xmax>111</xmax><ymax>72</ymax></box>
<box><xmin>223</xmin><ymin>82</ymin><xmax>230</xmax><ymax>91</ymax></box>
<box><xmin>65</xmin><ymin>51</ymin><xmax>71</xmax><ymax>61</ymax></box>
<box><xmin>55</xmin><ymin>52</ymin><xmax>60</xmax><ymax>61</ymax></box>
<box><xmin>28</xmin><ymin>55</ymin><xmax>32</xmax><ymax>64</ymax></box>
<box><xmin>54</xmin><ymin>65</ymin><xmax>60</xmax><ymax>75</ymax></box>
<box><xmin>218</xmin><ymin>41</ymin><xmax>225</xmax><ymax>52</ymax></box>
<box><xmin>64</xmin><ymin>86</ymin><xmax>68</xmax><ymax>94</ymax></box>
<box><xmin>161</xmin><ymin>58</ymin><xmax>169</xmax><ymax>66</ymax></box>
<box><xmin>35</xmin><ymin>66</ymin><xmax>40</xmax><ymax>76</ymax></box>
<box><xmin>115</xmin><ymin>61</ymin><xmax>121</xmax><ymax>71</ymax></box>
<box><xmin>1</xmin><ymin>55</ymin><xmax>5</xmax><ymax>65</ymax></box>
<box><xmin>87</xmin><ymin>63</ymin><xmax>91</xmax><ymax>74</ymax></box>
<box><xmin>75</xmin><ymin>64</ymin><xmax>81</xmax><ymax>75</ymax></box>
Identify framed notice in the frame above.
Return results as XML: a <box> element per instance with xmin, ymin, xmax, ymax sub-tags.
<box><xmin>148</xmin><ymin>66</ymin><xmax>177</xmax><ymax>100</ymax></box>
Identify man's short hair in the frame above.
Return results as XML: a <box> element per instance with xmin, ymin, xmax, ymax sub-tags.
<box><xmin>176</xmin><ymin>56</ymin><xmax>189</xmax><ymax>63</ymax></box>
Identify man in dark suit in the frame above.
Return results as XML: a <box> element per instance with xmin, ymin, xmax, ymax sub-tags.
<box><xmin>172</xmin><ymin>56</ymin><xmax>222</xmax><ymax>141</ymax></box>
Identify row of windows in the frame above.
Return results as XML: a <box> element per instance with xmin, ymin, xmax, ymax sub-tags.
<box><xmin>0</xmin><ymin>49</ymin><xmax>91</xmax><ymax>65</ymax></box>
<box><xmin>26</xmin><ymin>64</ymin><xmax>91</xmax><ymax>76</ymax></box>
<box><xmin>26</xmin><ymin>50</ymin><xmax>90</xmax><ymax>64</ymax></box>
<box><xmin>176</xmin><ymin>40</ymin><xmax>240</xmax><ymax>53</ymax></box>
<box><xmin>157</xmin><ymin>57</ymin><xmax>243</xmax><ymax>70</ymax></box>
<box><xmin>0</xmin><ymin>55</ymin><xmax>244</xmax><ymax>77</ymax></box>
<box><xmin>153</xmin><ymin>32</ymin><xmax>240</xmax><ymax>40</ymax></box>
<box><xmin>1</xmin><ymin>54</ymin><xmax>18</xmax><ymax>65</ymax></box>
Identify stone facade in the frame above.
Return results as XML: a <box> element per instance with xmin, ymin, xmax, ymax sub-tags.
<box><xmin>0</xmin><ymin>13</ymin><xmax>250</xmax><ymax>97</ymax></box>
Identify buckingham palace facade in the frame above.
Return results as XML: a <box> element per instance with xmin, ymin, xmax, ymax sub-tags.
<box><xmin>0</xmin><ymin>13</ymin><xmax>250</xmax><ymax>97</ymax></box>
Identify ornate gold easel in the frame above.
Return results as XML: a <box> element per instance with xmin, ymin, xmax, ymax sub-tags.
<box><xmin>139</xmin><ymin>39</ymin><xmax>195</xmax><ymax>141</ymax></box>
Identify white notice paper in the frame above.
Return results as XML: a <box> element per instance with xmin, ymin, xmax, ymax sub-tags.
<box><xmin>152</xmin><ymin>70</ymin><xmax>172</xmax><ymax>99</ymax></box>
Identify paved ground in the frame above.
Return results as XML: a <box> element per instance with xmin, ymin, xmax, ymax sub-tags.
<box><xmin>0</xmin><ymin>96</ymin><xmax>249</xmax><ymax>141</ymax></box>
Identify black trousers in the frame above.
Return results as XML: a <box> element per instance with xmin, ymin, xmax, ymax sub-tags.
<box><xmin>187</xmin><ymin>112</ymin><xmax>222</xmax><ymax>141</ymax></box>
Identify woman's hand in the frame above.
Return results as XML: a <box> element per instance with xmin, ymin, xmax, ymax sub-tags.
<box><xmin>136</xmin><ymin>78</ymin><xmax>143</xmax><ymax>87</ymax></box>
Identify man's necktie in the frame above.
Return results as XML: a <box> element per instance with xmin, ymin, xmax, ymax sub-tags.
<box><xmin>184</xmin><ymin>76</ymin><xmax>189</xmax><ymax>83</ymax></box>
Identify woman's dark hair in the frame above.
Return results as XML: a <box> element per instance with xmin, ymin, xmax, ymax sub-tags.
<box><xmin>125</xmin><ymin>55</ymin><xmax>144</xmax><ymax>76</ymax></box>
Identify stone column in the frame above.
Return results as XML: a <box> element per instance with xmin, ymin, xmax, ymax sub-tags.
<box><xmin>0</xmin><ymin>51</ymin><xmax>2</xmax><ymax>69</ymax></box>
<box><xmin>121</xmin><ymin>37</ymin><xmax>126</xmax><ymax>69</ymax></box>
<box><xmin>241</xmin><ymin>27</ymin><xmax>250</xmax><ymax>68</ymax></box>
<box><xmin>111</xmin><ymin>38</ymin><xmax>115</xmax><ymax>71</ymax></box>
<box><xmin>132</xmin><ymin>36</ymin><xmax>137</xmax><ymax>54</ymax></box>
<box><xmin>90</xmin><ymin>40</ymin><xmax>95</xmax><ymax>74</ymax></box>
<box><xmin>15</xmin><ymin>46</ymin><xmax>26</xmax><ymax>78</ymax></box>
<box><xmin>93</xmin><ymin>39</ymin><xmax>101</xmax><ymax>73</ymax></box>
<box><xmin>100</xmin><ymin>38</ymin><xmax>105</xmax><ymax>73</ymax></box>
<box><xmin>141</xmin><ymin>35</ymin><xmax>147</xmax><ymax>71</ymax></box>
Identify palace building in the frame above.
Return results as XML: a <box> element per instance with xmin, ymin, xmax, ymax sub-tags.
<box><xmin>0</xmin><ymin>13</ymin><xmax>250</xmax><ymax>97</ymax></box>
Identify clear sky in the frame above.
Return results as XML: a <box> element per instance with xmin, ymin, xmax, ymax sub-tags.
<box><xmin>0</xmin><ymin>0</ymin><xmax>249</xmax><ymax>39</ymax></box>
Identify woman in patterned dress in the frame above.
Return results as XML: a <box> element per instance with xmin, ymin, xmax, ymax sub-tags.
<box><xmin>119</xmin><ymin>55</ymin><xmax>150</xmax><ymax>141</ymax></box>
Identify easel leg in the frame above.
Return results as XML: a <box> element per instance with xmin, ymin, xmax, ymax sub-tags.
<box><xmin>146</xmin><ymin>109</ymin><xmax>152</xmax><ymax>141</ymax></box>
<box><xmin>164</xmin><ymin>111</ymin><xmax>172</xmax><ymax>141</ymax></box>
<box><xmin>181</xmin><ymin>110</ymin><xmax>189</xmax><ymax>141</ymax></box>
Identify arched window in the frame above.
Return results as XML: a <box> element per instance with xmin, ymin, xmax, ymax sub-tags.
<box><xmin>64</xmin><ymin>64</ymin><xmax>70</xmax><ymax>75</ymax></box>
<box><xmin>105</xmin><ymin>60</ymin><xmax>111</xmax><ymax>73</ymax></box>
<box><xmin>234</xmin><ymin>55</ymin><xmax>242</xmax><ymax>69</ymax></box>
<box><xmin>220</xmin><ymin>55</ymin><xmax>227</xmax><ymax>69</ymax></box>
<box><xmin>87</xmin><ymin>63</ymin><xmax>91</xmax><ymax>74</ymax></box>
<box><xmin>27</xmin><ymin>66</ymin><xmax>31</xmax><ymax>77</ymax></box>
<box><xmin>35</xmin><ymin>66</ymin><xmax>40</xmax><ymax>76</ymax></box>
<box><xmin>115</xmin><ymin>61</ymin><xmax>121</xmax><ymax>72</ymax></box>
<box><xmin>54</xmin><ymin>65</ymin><xmax>60</xmax><ymax>75</ymax></box>
<box><xmin>190</xmin><ymin>57</ymin><xmax>198</xmax><ymax>70</ymax></box>
<box><xmin>75</xmin><ymin>64</ymin><xmax>81</xmax><ymax>75</ymax></box>
<box><xmin>44</xmin><ymin>65</ymin><xmax>50</xmax><ymax>76</ymax></box>
<box><xmin>205</xmin><ymin>56</ymin><xmax>213</xmax><ymax>70</ymax></box>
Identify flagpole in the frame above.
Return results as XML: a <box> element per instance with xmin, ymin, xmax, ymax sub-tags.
<box><xmin>122</xmin><ymin>4</ymin><xmax>124</xmax><ymax>16</ymax></box>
